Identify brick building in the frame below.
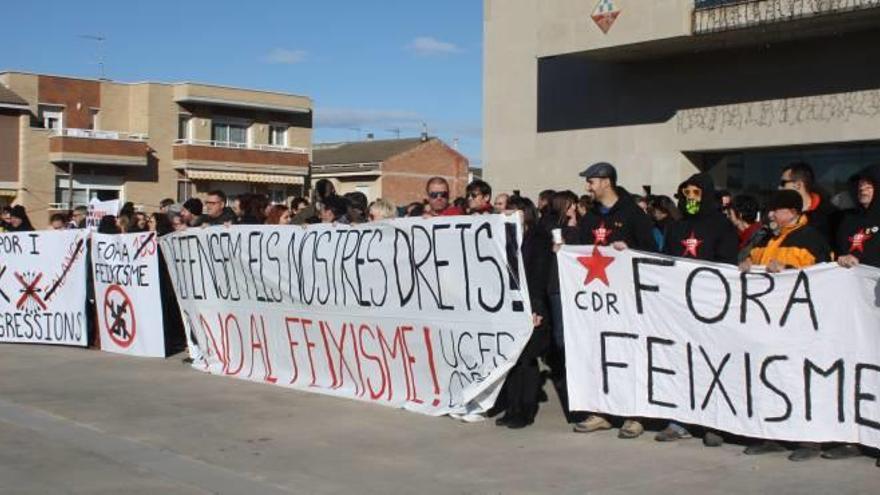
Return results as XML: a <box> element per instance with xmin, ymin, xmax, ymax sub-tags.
<box><xmin>312</xmin><ymin>136</ymin><xmax>469</xmax><ymax>206</ymax></box>
<box><xmin>0</xmin><ymin>71</ymin><xmax>312</xmax><ymax>225</ymax></box>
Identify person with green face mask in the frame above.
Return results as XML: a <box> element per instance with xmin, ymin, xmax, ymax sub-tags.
<box><xmin>655</xmin><ymin>173</ymin><xmax>739</xmax><ymax>447</ymax></box>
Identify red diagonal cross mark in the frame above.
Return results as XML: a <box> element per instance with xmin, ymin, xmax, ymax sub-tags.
<box><xmin>15</xmin><ymin>272</ymin><xmax>46</xmax><ymax>311</ymax></box>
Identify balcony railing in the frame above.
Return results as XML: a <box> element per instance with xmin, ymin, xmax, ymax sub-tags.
<box><xmin>174</xmin><ymin>138</ymin><xmax>308</xmax><ymax>154</ymax></box>
<box><xmin>51</xmin><ymin>128</ymin><xmax>148</xmax><ymax>141</ymax></box>
<box><xmin>693</xmin><ymin>0</ymin><xmax>880</xmax><ymax>34</ymax></box>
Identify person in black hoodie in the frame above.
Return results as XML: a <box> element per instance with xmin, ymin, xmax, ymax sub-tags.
<box><xmin>834</xmin><ymin>164</ymin><xmax>880</xmax><ymax>467</ymax></box>
<box><xmin>568</xmin><ymin>162</ymin><xmax>656</xmax><ymax>251</ymax></box>
<box><xmin>663</xmin><ymin>173</ymin><xmax>738</xmax><ymax>264</ymax></box>
<box><xmin>656</xmin><ymin>173</ymin><xmax>738</xmax><ymax>446</ymax></box>
<box><xmin>565</xmin><ymin>162</ymin><xmax>655</xmax><ymax>439</ymax></box>
<box><xmin>492</xmin><ymin>196</ymin><xmax>553</xmax><ymax>429</ymax></box>
<box><xmin>837</xmin><ymin>164</ymin><xmax>880</xmax><ymax>269</ymax></box>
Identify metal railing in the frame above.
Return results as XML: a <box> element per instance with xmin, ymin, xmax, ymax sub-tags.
<box><xmin>173</xmin><ymin>138</ymin><xmax>308</xmax><ymax>154</ymax></box>
<box><xmin>693</xmin><ymin>0</ymin><xmax>880</xmax><ymax>34</ymax></box>
<box><xmin>51</xmin><ymin>128</ymin><xmax>149</xmax><ymax>141</ymax></box>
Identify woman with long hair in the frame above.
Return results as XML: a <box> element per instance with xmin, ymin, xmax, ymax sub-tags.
<box><xmin>491</xmin><ymin>195</ymin><xmax>552</xmax><ymax>428</ymax></box>
<box><xmin>265</xmin><ymin>204</ymin><xmax>290</xmax><ymax>225</ymax></box>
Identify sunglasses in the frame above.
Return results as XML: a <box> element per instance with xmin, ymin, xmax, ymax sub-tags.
<box><xmin>428</xmin><ymin>191</ymin><xmax>449</xmax><ymax>199</ymax></box>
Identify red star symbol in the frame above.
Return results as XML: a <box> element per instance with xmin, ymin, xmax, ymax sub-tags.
<box><xmin>849</xmin><ymin>231</ymin><xmax>872</xmax><ymax>254</ymax></box>
<box><xmin>577</xmin><ymin>245</ymin><xmax>615</xmax><ymax>286</ymax></box>
<box><xmin>592</xmin><ymin>222</ymin><xmax>613</xmax><ymax>246</ymax></box>
<box><xmin>681</xmin><ymin>230</ymin><xmax>703</xmax><ymax>258</ymax></box>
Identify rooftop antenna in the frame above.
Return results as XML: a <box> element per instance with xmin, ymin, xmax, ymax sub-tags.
<box><xmin>79</xmin><ymin>34</ymin><xmax>107</xmax><ymax>79</ymax></box>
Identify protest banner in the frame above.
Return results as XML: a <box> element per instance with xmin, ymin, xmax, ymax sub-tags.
<box><xmin>85</xmin><ymin>198</ymin><xmax>120</xmax><ymax>230</ymax></box>
<box><xmin>160</xmin><ymin>215</ymin><xmax>533</xmax><ymax>416</ymax></box>
<box><xmin>0</xmin><ymin>230</ymin><xmax>89</xmax><ymax>346</ymax></box>
<box><xmin>92</xmin><ymin>232</ymin><xmax>166</xmax><ymax>357</ymax></box>
<box><xmin>558</xmin><ymin>245</ymin><xmax>880</xmax><ymax>448</ymax></box>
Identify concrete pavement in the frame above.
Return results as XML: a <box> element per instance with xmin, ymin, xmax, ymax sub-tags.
<box><xmin>0</xmin><ymin>345</ymin><xmax>875</xmax><ymax>494</ymax></box>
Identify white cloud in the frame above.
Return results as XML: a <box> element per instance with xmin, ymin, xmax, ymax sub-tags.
<box><xmin>316</xmin><ymin>108</ymin><xmax>423</xmax><ymax>129</ymax></box>
<box><xmin>407</xmin><ymin>36</ymin><xmax>461</xmax><ymax>56</ymax></box>
<box><xmin>262</xmin><ymin>48</ymin><xmax>308</xmax><ymax>65</ymax></box>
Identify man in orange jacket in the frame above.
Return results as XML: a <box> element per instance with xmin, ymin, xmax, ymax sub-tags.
<box><xmin>739</xmin><ymin>189</ymin><xmax>831</xmax><ymax>462</ymax></box>
<box><xmin>740</xmin><ymin>189</ymin><xmax>830</xmax><ymax>274</ymax></box>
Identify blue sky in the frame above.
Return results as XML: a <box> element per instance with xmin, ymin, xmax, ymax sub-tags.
<box><xmin>0</xmin><ymin>1</ymin><xmax>484</xmax><ymax>164</ymax></box>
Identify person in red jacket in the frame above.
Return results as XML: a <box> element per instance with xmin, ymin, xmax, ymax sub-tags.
<box><xmin>424</xmin><ymin>177</ymin><xmax>463</xmax><ymax>216</ymax></box>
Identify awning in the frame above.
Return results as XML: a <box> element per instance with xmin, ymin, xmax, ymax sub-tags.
<box><xmin>174</xmin><ymin>96</ymin><xmax>310</xmax><ymax>115</ymax></box>
<box><xmin>185</xmin><ymin>169</ymin><xmax>304</xmax><ymax>185</ymax></box>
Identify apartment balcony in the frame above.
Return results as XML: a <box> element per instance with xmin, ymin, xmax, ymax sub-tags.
<box><xmin>693</xmin><ymin>0</ymin><xmax>880</xmax><ymax>35</ymax></box>
<box><xmin>49</xmin><ymin>128</ymin><xmax>150</xmax><ymax>167</ymax></box>
<box><xmin>173</xmin><ymin>139</ymin><xmax>310</xmax><ymax>185</ymax></box>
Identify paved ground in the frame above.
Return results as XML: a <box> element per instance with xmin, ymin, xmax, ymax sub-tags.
<box><xmin>0</xmin><ymin>345</ymin><xmax>876</xmax><ymax>494</ymax></box>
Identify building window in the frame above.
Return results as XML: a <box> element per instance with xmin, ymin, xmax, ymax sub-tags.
<box><xmin>89</xmin><ymin>109</ymin><xmax>99</xmax><ymax>130</ymax></box>
<box><xmin>177</xmin><ymin>179</ymin><xmax>194</xmax><ymax>202</ymax></box>
<box><xmin>178</xmin><ymin>115</ymin><xmax>192</xmax><ymax>140</ymax></box>
<box><xmin>54</xmin><ymin>175</ymin><xmax>121</xmax><ymax>208</ymax></box>
<box><xmin>269</xmin><ymin>125</ymin><xmax>288</xmax><ymax>147</ymax></box>
<box><xmin>212</xmin><ymin>120</ymin><xmax>248</xmax><ymax>146</ymax></box>
<box><xmin>38</xmin><ymin>105</ymin><xmax>64</xmax><ymax>130</ymax></box>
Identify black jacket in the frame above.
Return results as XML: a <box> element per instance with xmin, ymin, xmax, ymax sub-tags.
<box><xmin>836</xmin><ymin>164</ymin><xmax>880</xmax><ymax>268</ymax></box>
<box><xmin>202</xmin><ymin>207</ymin><xmax>237</xmax><ymax>226</ymax></box>
<box><xmin>521</xmin><ymin>226</ymin><xmax>552</xmax><ymax>318</ymax></box>
<box><xmin>569</xmin><ymin>186</ymin><xmax>656</xmax><ymax>251</ymax></box>
<box><xmin>663</xmin><ymin>173</ymin><xmax>739</xmax><ymax>264</ymax></box>
<box><xmin>804</xmin><ymin>190</ymin><xmax>838</xmax><ymax>247</ymax></box>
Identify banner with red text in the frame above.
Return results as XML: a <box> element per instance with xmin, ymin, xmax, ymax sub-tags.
<box><xmin>92</xmin><ymin>232</ymin><xmax>165</xmax><ymax>357</ymax></box>
<box><xmin>559</xmin><ymin>246</ymin><xmax>880</xmax><ymax>448</ymax></box>
<box><xmin>0</xmin><ymin>230</ymin><xmax>89</xmax><ymax>346</ymax></box>
<box><xmin>160</xmin><ymin>215</ymin><xmax>533</xmax><ymax>416</ymax></box>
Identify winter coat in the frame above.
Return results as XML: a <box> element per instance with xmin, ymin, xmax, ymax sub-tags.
<box><xmin>663</xmin><ymin>173</ymin><xmax>739</xmax><ymax>264</ymax></box>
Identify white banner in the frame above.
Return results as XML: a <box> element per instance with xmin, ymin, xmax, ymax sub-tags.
<box><xmin>0</xmin><ymin>230</ymin><xmax>89</xmax><ymax>346</ymax></box>
<box><xmin>85</xmin><ymin>198</ymin><xmax>120</xmax><ymax>231</ymax></box>
<box><xmin>559</xmin><ymin>246</ymin><xmax>880</xmax><ymax>448</ymax></box>
<box><xmin>92</xmin><ymin>232</ymin><xmax>166</xmax><ymax>357</ymax></box>
<box><xmin>160</xmin><ymin>215</ymin><xmax>533</xmax><ymax>416</ymax></box>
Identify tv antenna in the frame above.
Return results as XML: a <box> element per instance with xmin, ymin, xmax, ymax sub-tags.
<box><xmin>79</xmin><ymin>34</ymin><xmax>107</xmax><ymax>79</ymax></box>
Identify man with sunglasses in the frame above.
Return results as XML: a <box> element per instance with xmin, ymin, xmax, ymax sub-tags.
<box><xmin>779</xmin><ymin>162</ymin><xmax>837</xmax><ymax>246</ymax></box>
<box><xmin>425</xmin><ymin>177</ymin><xmax>463</xmax><ymax>216</ymax></box>
<box><xmin>466</xmin><ymin>180</ymin><xmax>495</xmax><ymax>215</ymax></box>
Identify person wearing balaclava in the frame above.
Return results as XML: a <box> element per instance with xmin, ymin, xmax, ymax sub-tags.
<box><xmin>655</xmin><ymin>173</ymin><xmax>738</xmax><ymax>447</ymax></box>
<box><xmin>662</xmin><ymin>173</ymin><xmax>738</xmax><ymax>265</ymax></box>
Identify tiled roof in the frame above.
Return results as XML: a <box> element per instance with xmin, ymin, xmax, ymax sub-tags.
<box><xmin>0</xmin><ymin>85</ymin><xmax>28</xmax><ymax>107</ymax></box>
<box><xmin>313</xmin><ymin>137</ymin><xmax>429</xmax><ymax>165</ymax></box>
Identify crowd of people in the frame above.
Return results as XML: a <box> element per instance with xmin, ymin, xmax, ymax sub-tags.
<box><xmin>1</xmin><ymin>161</ymin><xmax>878</xmax><ymax>465</ymax></box>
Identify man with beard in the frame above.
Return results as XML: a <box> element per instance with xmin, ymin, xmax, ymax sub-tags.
<box><xmin>567</xmin><ymin>162</ymin><xmax>655</xmax><ymax>439</ymax></box>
